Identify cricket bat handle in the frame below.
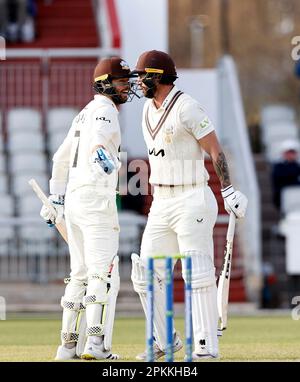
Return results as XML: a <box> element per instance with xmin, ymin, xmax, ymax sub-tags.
<box><xmin>28</xmin><ymin>178</ymin><xmax>68</xmax><ymax>243</ymax></box>
<box><xmin>226</xmin><ymin>212</ymin><xmax>236</xmax><ymax>243</ymax></box>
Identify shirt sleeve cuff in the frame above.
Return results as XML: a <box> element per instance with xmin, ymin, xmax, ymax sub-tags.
<box><xmin>49</xmin><ymin>179</ymin><xmax>67</xmax><ymax>195</ymax></box>
<box><xmin>194</xmin><ymin>125</ymin><xmax>215</xmax><ymax>140</ymax></box>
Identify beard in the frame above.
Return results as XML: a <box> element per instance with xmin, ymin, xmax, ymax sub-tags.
<box><xmin>144</xmin><ymin>87</ymin><xmax>156</xmax><ymax>98</ymax></box>
<box><xmin>142</xmin><ymin>79</ymin><xmax>157</xmax><ymax>99</ymax></box>
<box><xmin>112</xmin><ymin>93</ymin><xmax>128</xmax><ymax>105</ymax></box>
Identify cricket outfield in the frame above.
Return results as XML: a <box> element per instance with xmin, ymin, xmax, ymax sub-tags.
<box><xmin>0</xmin><ymin>315</ymin><xmax>299</xmax><ymax>362</ymax></box>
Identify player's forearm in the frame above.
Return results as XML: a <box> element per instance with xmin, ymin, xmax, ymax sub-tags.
<box><xmin>211</xmin><ymin>151</ymin><xmax>231</xmax><ymax>189</ymax></box>
<box><xmin>198</xmin><ymin>131</ymin><xmax>232</xmax><ymax>189</ymax></box>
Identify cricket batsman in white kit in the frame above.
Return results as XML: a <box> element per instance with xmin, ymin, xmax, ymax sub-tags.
<box><xmin>130</xmin><ymin>50</ymin><xmax>248</xmax><ymax>360</ymax></box>
<box><xmin>40</xmin><ymin>57</ymin><xmax>136</xmax><ymax>360</ymax></box>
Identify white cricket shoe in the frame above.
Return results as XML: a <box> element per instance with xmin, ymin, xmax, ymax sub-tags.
<box><xmin>55</xmin><ymin>345</ymin><xmax>76</xmax><ymax>360</ymax></box>
<box><xmin>184</xmin><ymin>351</ymin><xmax>219</xmax><ymax>361</ymax></box>
<box><xmin>81</xmin><ymin>338</ymin><xmax>120</xmax><ymax>360</ymax></box>
<box><xmin>184</xmin><ymin>338</ymin><xmax>219</xmax><ymax>361</ymax></box>
<box><xmin>136</xmin><ymin>332</ymin><xmax>183</xmax><ymax>361</ymax></box>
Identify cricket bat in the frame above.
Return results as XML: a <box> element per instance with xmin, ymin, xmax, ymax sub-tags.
<box><xmin>217</xmin><ymin>212</ymin><xmax>236</xmax><ymax>334</ymax></box>
<box><xmin>28</xmin><ymin>178</ymin><xmax>68</xmax><ymax>243</ymax></box>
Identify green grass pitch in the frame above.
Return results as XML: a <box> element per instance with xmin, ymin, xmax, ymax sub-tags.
<box><xmin>0</xmin><ymin>315</ymin><xmax>299</xmax><ymax>361</ymax></box>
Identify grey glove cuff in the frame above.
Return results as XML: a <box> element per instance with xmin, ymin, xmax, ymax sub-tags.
<box><xmin>51</xmin><ymin>194</ymin><xmax>65</xmax><ymax>206</ymax></box>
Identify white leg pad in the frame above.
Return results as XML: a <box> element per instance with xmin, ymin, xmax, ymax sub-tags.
<box><xmin>103</xmin><ymin>256</ymin><xmax>120</xmax><ymax>351</ymax></box>
<box><xmin>182</xmin><ymin>252</ymin><xmax>219</xmax><ymax>357</ymax></box>
<box><xmin>75</xmin><ymin>309</ymin><xmax>87</xmax><ymax>357</ymax></box>
<box><xmin>60</xmin><ymin>278</ymin><xmax>87</xmax><ymax>346</ymax></box>
<box><xmin>131</xmin><ymin>253</ymin><xmax>169</xmax><ymax>351</ymax></box>
<box><xmin>84</xmin><ymin>256</ymin><xmax>120</xmax><ymax>352</ymax></box>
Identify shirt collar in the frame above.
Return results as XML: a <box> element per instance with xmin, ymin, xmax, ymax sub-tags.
<box><xmin>94</xmin><ymin>94</ymin><xmax>119</xmax><ymax>113</ymax></box>
<box><xmin>152</xmin><ymin>85</ymin><xmax>179</xmax><ymax>111</ymax></box>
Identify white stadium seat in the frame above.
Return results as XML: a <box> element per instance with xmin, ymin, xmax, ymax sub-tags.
<box><xmin>0</xmin><ymin>226</ymin><xmax>15</xmax><ymax>240</ymax></box>
<box><xmin>7</xmin><ymin>108</ymin><xmax>42</xmax><ymax>133</ymax></box>
<box><xmin>18</xmin><ymin>194</ymin><xmax>43</xmax><ymax>217</ymax></box>
<box><xmin>261</xmin><ymin>104</ymin><xmax>296</xmax><ymax>126</ymax></box>
<box><xmin>19</xmin><ymin>224</ymin><xmax>55</xmax><ymax>259</ymax></box>
<box><xmin>19</xmin><ymin>225</ymin><xmax>55</xmax><ymax>241</ymax></box>
<box><xmin>12</xmin><ymin>173</ymin><xmax>48</xmax><ymax>196</ymax></box>
<box><xmin>48</xmin><ymin>131</ymin><xmax>68</xmax><ymax>156</ymax></box>
<box><xmin>0</xmin><ymin>112</ymin><xmax>4</xmax><ymax>152</ymax></box>
<box><xmin>0</xmin><ymin>226</ymin><xmax>16</xmax><ymax>257</ymax></box>
<box><xmin>47</xmin><ymin>107</ymin><xmax>78</xmax><ymax>133</ymax></box>
<box><xmin>0</xmin><ymin>174</ymin><xmax>8</xmax><ymax>194</ymax></box>
<box><xmin>8</xmin><ymin>131</ymin><xmax>45</xmax><ymax>153</ymax></box>
<box><xmin>10</xmin><ymin>152</ymin><xmax>47</xmax><ymax>175</ymax></box>
<box><xmin>0</xmin><ymin>153</ymin><xmax>6</xmax><ymax>173</ymax></box>
<box><xmin>260</xmin><ymin>105</ymin><xmax>298</xmax><ymax>157</ymax></box>
<box><xmin>281</xmin><ymin>186</ymin><xmax>300</xmax><ymax>215</ymax></box>
<box><xmin>265</xmin><ymin>143</ymin><xmax>284</xmax><ymax>162</ymax></box>
<box><xmin>47</xmin><ymin>107</ymin><xmax>77</xmax><ymax>155</ymax></box>
<box><xmin>0</xmin><ymin>135</ymin><xmax>4</xmax><ymax>152</ymax></box>
<box><xmin>260</xmin><ymin>104</ymin><xmax>299</xmax><ymax>162</ymax></box>
<box><xmin>262</xmin><ymin>121</ymin><xmax>298</xmax><ymax>146</ymax></box>
<box><xmin>0</xmin><ymin>192</ymin><xmax>15</xmax><ymax>256</ymax></box>
<box><xmin>0</xmin><ymin>194</ymin><xmax>14</xmax><ymax>217</ymax></box>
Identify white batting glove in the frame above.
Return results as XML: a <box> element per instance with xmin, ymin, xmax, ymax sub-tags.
<box><xmin>40</xmin><ymin>194</ymin><xmax>65</xmax><ymax>226</ymax></box>
<box><xmin>221</xmin><ymin>185</ymin><xmax>248</xmax><ymax>219</ymax></box>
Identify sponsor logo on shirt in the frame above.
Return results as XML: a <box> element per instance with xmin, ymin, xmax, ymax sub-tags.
<box><xmin>199</xmin><ymin>117</ymin><xmax>210</xmax><ymax>129</ymax></box>
<box><xmin>149</xmin><ymin>148</ymin><xmax>165</xmax><ymax>157</ymax></box>
<box><xmin>96</xmin><ymin>117</ymin><xmax>111</xmax><ymax>123</ymax></box>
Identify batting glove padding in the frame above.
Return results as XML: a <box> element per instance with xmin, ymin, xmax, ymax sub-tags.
<box><xmin>221</xmin><ymin>185</ymin><xmax>248</xmax><ymax>219</ymax></box>
<box><xmin>40</xmin><ymin>194</ymin><xmax>65</xmax><ymax>226</ymax></box>
<box><xmin>91</xmin><ymin>147</ymin><xmax>120</xmax><ymax>177</ymax></box>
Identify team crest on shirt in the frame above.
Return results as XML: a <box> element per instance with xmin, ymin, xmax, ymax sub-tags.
<box><xmin>163</xmin><ymin>125</ymin><xmax>174</xmax><ymax>143</ymax></box>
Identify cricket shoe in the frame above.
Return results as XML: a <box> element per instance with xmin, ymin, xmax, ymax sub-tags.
<box><xmin>55</xmin><ymin>345</ymin><xmax>77</xmax><ymax>360</ymax></box>
<box><xmin>136</xmin><ymin>332</ymin><xmax>183</xmax><ymax>361</ymax></box>
<box><xmin>81</xmin><ymin>340</ymin><xmax>120</xmax><ymax>360</ymax></box>
<box><xmin>184</xmin><ymin>351</ymin><xmax>219</xmax><ymax>361</ymax></box>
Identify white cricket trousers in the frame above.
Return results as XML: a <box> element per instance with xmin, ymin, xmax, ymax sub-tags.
<box><xmin>64</xmin><ymin>185</ymin><xmax>120</xmax><ymax>280</ymax></box>
<box><xmin>140</xmin><ymin>184</ymin><xmax>218</xmax><ymax>275</ymax></box>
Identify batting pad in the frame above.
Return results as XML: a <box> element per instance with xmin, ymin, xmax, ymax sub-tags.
<box><xmin>103</xmin><ymin>256</ymin><xmax>120</xmax><ymax>351</ymax></box>
<box><xmin>84</xmin><ymin>256</ymin><xmax>120</xmax><ymax>351</ymax></box>
<box><xmin>60</xmin><ymin>278</ymin><xmax>87</xmax><ymax>345</ymax></box>
<box><xmin>131</xmin><ymin>253</ymin><xmax>172</xmax><ymax>351</ymax></box>
<box><xmin>182</xmin><ymin>253</ymin><xmax>218</xmax><ymax>357</ymax></box>
<box><xmin>75</xmin><ymin>309</ymin><xmax>87</xmax><ymax>357</ymax></box>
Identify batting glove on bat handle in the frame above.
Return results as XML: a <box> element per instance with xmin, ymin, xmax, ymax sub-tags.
<box><xmin>40</xmin><ymin>194</ymin><xmax>65</xmax><ymax>226</ymax></box>
<box><xmin>221</xmin><ymin>185</ymin><xmax>248</xmax><ymax>219</ymax></box>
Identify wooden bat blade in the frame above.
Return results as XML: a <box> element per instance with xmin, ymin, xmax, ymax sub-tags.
<box><xmin>28</xmin><ymin>178</ymin><xmax>68</xmax><ymax>243</ymax></box>
<box><xmin>217</xmin><ymin>242</ymin><xmax>232</xmax><ymax>330</ymax></box>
